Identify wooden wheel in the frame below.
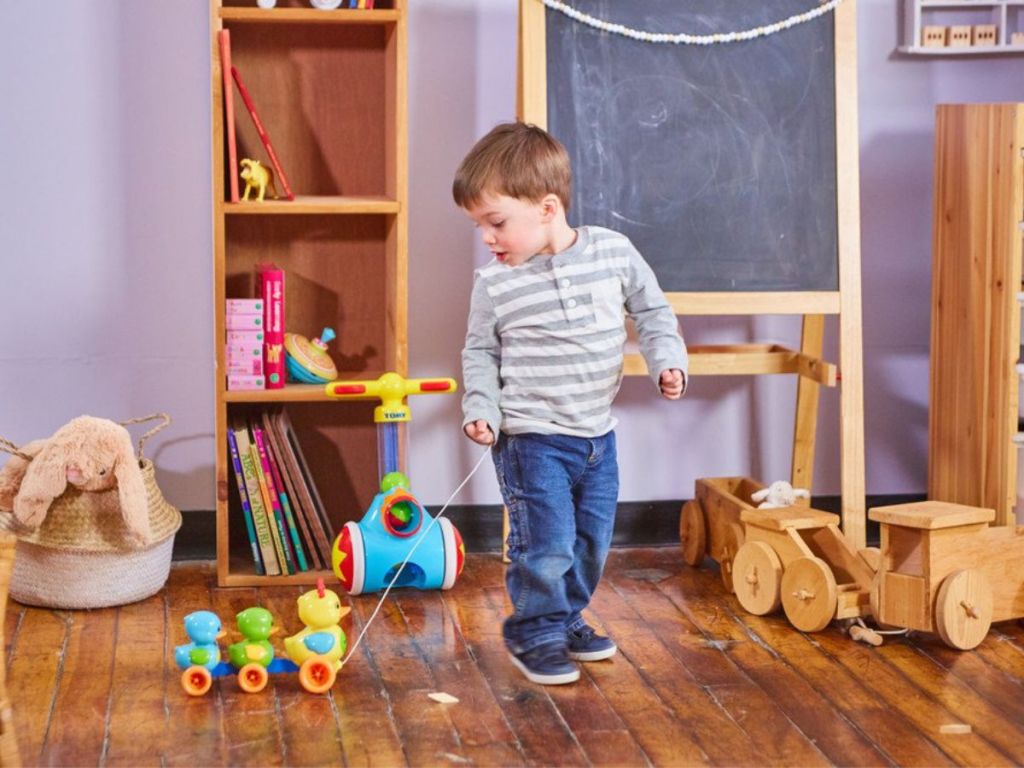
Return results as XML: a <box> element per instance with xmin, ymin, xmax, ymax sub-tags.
<box><xmin>935</xmin><ymin>569</ymin><xmax>993</xmax><ymax>650</ymax></box>
<box><xmin>679</xmin><ymin>500</ymin><xmax>706</xmax><ymax>567</ymax></box>
<box><xmin>732</xmin><ymin>541</ymin><xmax>783</xmax><ymax>615</ymax></box>
<box><xmin>781</xmin><ymin>556</ymin><xmax>837</xmax><ymax>633</ymax></box>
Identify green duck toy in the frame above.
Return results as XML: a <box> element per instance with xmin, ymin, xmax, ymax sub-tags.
<box><xmin>227</xmin><ymin>607</ymin><xmax>278</xmax><ymax>669</ymax></box>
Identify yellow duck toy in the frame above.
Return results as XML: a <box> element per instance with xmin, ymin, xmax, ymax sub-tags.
<box><xmin>284</xmin><ymin>579</ymin><xmax>351</xmax><ymax>672</ymax></box>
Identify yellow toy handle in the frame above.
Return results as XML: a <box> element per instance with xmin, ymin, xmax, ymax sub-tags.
<box><xmin>324</xmin><ymin>372</ymin><xmax>458</xmax><ymax>423</ymax></box>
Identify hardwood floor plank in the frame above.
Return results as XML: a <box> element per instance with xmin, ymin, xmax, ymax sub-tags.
<box><xmin>348</xmin><ymin>594</ymin><xmax>464</xmax><ymax>766</ymax></box>
<box><xmin>2</xmin><ymin>554</ymin><xmax>1022</xmax><ymax>767</ymax></box>
<box><xmin>210</xmin><ymin>584</ymin><xmax>285</xmax><ymax>767</ymax></box>
<box><xmin>39</xmin><ymin>607</ymin><xmax>118</xmax><ymax>766</ymax></box>
<box><xmin>815</xmin><ymin>629</ymin><xmax>1024</xmax><ymax>765</ymax></box>
<box><xmin>104</xmin><ymin>595</ymin><xmax>169</xmax><ymax>767</ymax></box>
<box><xmin>640</xmin><ymin>548</ymin><xmax>947</xmax><ymax>767</ymax></box>
<box><xmin>6</xmin><ymin>608</ymin><xmax>70</xmax><ymax>765</ymax></box>
<box><xmin>163</xmin><ymin>562</ymin><xmax>226</xmax><ymax>767</ymax></box>
<box><xmin>260</xmin><ymin>584</ymin><xmax>347</xmax><ymax>768</ymax></box>
<box><xmin>599</xmin><ymin>555</ymin><xmax>819</xmax><ymax>767</ymax></box>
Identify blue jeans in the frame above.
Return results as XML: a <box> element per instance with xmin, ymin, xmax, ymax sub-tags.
<box><xmin>492</xmin><ymin>431</ymin><xmax>619</xmax><ymax>653</ymax></box>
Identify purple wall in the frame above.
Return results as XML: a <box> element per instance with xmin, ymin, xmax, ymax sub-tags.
<box><xmin>1</xmin><ymin>0</ymin><xmax>1021</xmax><ymax>512</ymax></box>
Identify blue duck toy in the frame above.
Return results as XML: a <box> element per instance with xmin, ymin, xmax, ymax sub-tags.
<box><xmin>174</xmin><ymin>610</ymin><xmax>224</xmax><ymax>670</ymax></box>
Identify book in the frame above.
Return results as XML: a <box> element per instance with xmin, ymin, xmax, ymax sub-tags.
<box><xmin>230</xmin><ymin>65</ymin><xmax>295</xmax><ymax>201</ymax></box>
<box><xmin>279</xmin><ymin>409</ymin><xmax>335</xmax><ymax>545</ymax></box>
<box><xmin>252</xmin><ymin>421</ymin><xmax>303</xmax><ymax>573</ymax></box>
<box><xmin>249</xmin><ymin>432</ymin><xmax>293</xmax><ymax>574</ymax></box>
<box><xmin>261</xmin><ymin>410</ymin><xmax>322</xmax><ymax>570</ymax></box>
<box><xmin>258</xmin><ymin>265</ymin><xmax>286</xmax><ymax>389</ymax></box>
<box><xmin>231</xmin><ymin>421</ymin><xmax>280</xmax><ymax>575</ymax></box>
<box><xmin>217</xmin><ymin>30</ymin><xmax>240</xmax><ymax>203</ymax></box>
<box><xmin>268</xmin><ymin>409</ymin><xmax>334</xmax><ymax>565</ymax></box>
<box><xmin>260</xmin><ymin>415</ymin><xmax>311</xmax><ymax>571</ymax></box>
<box><xmin>226</xmin><ymin>428</ymin><xmax>264</xmax><ymax>575</ymax></box>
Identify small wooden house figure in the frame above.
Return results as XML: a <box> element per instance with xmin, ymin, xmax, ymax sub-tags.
<box><xmin>921</xmin><ymin>25</ymin><xmax>948</xmax><ymax>47</ymax></box>
<box><xmin>972</xmin><ymin>25</ymin><xmax>997</xmax><ymax>47</ymax></box>
<box><xmin>949</xmin><ymin>25</ymin><xmax>973</xmax><ymax>47</ymax></box>
<box><xmin>1012</xmin><ymin>31</ymin><xmax>1024</xmax><ymax>46</ymax></box>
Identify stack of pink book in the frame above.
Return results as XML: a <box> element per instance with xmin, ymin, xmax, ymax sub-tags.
<box><xmin>226</xmin><ymin>298</ymin><xmax>266</xmax><ymax>390</ymax></box>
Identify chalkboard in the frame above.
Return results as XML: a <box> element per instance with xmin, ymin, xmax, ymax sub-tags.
<box><xmin>545</xmin><ymin>0</ymin><xmax>839</xmax><ymax>293</ymax></box>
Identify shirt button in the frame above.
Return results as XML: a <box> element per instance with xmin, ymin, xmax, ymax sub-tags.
<box><xmin>567</xmin><ymin>299</ymin><xmax>577</xmax><ymax>308</ymax></box>
<box><xmin>561</xmin><ymin>278</ymin><xmax>571</xmax><ymax>288</ymax></box>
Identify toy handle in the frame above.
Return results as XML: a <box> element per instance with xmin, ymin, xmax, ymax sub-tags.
<box><xmin>406</xmin><ymin>378</ymin><xmax>457</xmax><ymax>395</ymax></box>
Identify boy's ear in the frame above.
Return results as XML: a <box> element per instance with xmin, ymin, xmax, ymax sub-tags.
<box><xmin>539</xmin><ymin>194</ymin><xmax>561</xmax><ymax>221</ymax></box>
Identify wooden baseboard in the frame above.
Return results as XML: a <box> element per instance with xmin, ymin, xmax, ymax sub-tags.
<box><xmin>173</xmin><ymin>494</ymin><xmax>922</xmax><ymax>561</ymax></box>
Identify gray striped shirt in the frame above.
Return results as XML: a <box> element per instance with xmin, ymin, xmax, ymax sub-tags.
<box><xmin>462</xmin><ymin>226</ymin><xmax>688</xmax><ymax>438</ymax></box>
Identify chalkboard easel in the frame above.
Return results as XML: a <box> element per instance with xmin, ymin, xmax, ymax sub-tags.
<box><xmin>517</xmin><ymin>0</ymin><xmax>866</xmax><ymax>545</ymax></box>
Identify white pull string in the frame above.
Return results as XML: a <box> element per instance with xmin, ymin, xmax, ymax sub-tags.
<box><xmin>341</xmin><ymin>445</ymin><xmax>492</xmax><ymax>666</ymax></box>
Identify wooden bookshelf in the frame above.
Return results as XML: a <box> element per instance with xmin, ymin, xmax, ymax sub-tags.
<box><xmin>211</xmin><ymin>0</ymin><xmax>407</xmax><ymax>586</ymax></box>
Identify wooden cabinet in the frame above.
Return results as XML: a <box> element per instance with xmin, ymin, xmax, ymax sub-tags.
<box><xmin>901</xmin><ymin>1</ymin><xmax>1024</xmax><ymax>54</ymax></box>
<box><xmin>211</xmin><ymin>0</ymin><xmax>407</xmax><ymax>586</ymax></box>
<box><xmin>929</xmin><ymin>103</ymin><xmax>1024</xmax><ymax>527</ymax></box>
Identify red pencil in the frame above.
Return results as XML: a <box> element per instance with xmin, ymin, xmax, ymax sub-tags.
<box><xmin>231</xmin><ymin>65</ymin><xmax>295</xmax><ymax>201</ymax></box>
<box><xmin>217</xmin><ymin>30</ymin><xmax>239</xmax><ymax>202</ymax></box>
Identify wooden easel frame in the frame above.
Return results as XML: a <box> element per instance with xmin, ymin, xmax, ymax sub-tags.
<box><xmin>518</xmin><ymin>0</ymin><xmax>866</xmax><ymax>546</ymax></box>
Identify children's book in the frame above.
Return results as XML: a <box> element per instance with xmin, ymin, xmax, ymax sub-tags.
<box><xmin>257</xmin><ymin>265</ymin><xmax>286</xmax><ymax>389</ymax></box>
<box><xmin>217</xmin><ymin>29</ymin><xmax>239</xmax><ymax>203</ymax></box>
<box><xmin>261</xmin><ymin>410</ymin><xmax>321</xmax><ymax>570</ymax></box>
<box><xmin>227</xmin><ymin>428</ymin><xmax>264</xmax><ymax>574</ymax></box>
<box><xmin>249</xmin><ymin>425</ymin><xmax>294</xmax><ymax>574</ymax></box>
<box><xmin>230</xmin><ymin>65</ymin><xmax>295</xmax><ymax>201</ymax></box>
<box><xmin>268</xmin><ymin>409</ymin><xmax>334</xmax><ymax>565</ymax></box>
<box><xmin>231</xmin><ymin>420</ymin><xmax>280</xmax><ymax>575</ymax></box>
<box><xmin>254</xmin><ymin>420</ymin><xmax>308</xmax><ymax>572</ymax></box>
<box><xmin>279</xmin><ymin>409</ymin><xmax>335</xmax><ymax>543</ymax></box>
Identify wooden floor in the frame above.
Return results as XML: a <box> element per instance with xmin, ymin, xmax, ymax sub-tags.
<box><xmin>4</xmin><ymin>547</ymin><xmax>1024</xmax><ymax>767</ymax></box>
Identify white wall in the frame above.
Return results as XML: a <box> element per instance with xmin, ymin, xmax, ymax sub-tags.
<box><xmin>1</xmin><ymin>0</ymin><xmax>1022</xmax><ymax>511</ymax></box>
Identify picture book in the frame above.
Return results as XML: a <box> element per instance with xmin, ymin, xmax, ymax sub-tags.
<box><xmin>226</xmin><ymin>427</ymin><xmax>264</xmax><ymax>575</ymax></box>
<box><xmin>231</xmin><ymin>420</ymin><xmax>280</xmax><ymax>575</ymax></box>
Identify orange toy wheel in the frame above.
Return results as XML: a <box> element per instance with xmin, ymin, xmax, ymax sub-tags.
<box><xmin>299</xmin><ymin>656</ymin><xmax>337</xmax><ymax>694</ymax></box>
<box><xmin>238</xmin><ymin>663</ymin><xmax>270</xmax><ymax>693</ymax></box>
<box><xmin>181</xmin><ymin>666</ymin><xmax>213</xmax><ymax>697</ymax></box>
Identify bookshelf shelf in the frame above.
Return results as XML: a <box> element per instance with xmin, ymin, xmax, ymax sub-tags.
<box><xmin>212</xmin><ymin>0</ymin><xmax>407</xmax><ymax>587</ymax></box>
<box><xmin>220</xmin><ymin>7</ymin><xmax>401</xmax><ymax>25</ymax></box>
<box><xmin>223</xmin><ymin>376</ymin><xmax>386</xmax><ymax>403</ymax></box>
<box><xmin>902</xmin><ymin>0</ymin><xmax>1024</xmax><ymax>53</ymax></box>
<box><xmin>221</xmin><ymin>195</ymin><xmax>401</xmax><ymax>215</ymax></box>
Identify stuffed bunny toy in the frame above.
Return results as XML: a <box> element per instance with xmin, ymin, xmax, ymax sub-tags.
<box><xmin>0</xmin><ymin>416</ymin><xmax>152</xmax><ymax>546</ymax></box>
<box><xmin>750</xmin><ymin>480</ymin><xmax>810</xmax><ymax>510</ymax></box>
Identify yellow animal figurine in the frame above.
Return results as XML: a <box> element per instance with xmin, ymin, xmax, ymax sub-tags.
<box><xmin>239</xmin><ymin>158</ymin><xmax>278</xmax><ymax>201</ymax></box>
<box><xmin>284</xmin><ymin>579</ymin><xmax>350</xmax><ymax>674</ymax></box>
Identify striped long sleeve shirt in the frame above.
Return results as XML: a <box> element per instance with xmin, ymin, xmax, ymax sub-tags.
<box><xmin>461</xmin><ymin>226</ymin><xmax>688</xmax><ymax>438</ymax></box>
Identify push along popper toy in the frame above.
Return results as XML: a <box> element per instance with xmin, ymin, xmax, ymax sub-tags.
<box><xmin>324</xmin><ymin>372</ymin><xmax>464</xmax><ymax>595</ymax></box>
<box><xmin>174</xmin><ymin>580</ymin><xmax>350</xmax><ymax>696</ymax></box>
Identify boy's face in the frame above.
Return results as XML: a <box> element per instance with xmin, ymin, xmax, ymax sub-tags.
<box><xmin>463</xmin><ymin>193</ymin><xmax>553</xmax><ymax>268</ymax></box>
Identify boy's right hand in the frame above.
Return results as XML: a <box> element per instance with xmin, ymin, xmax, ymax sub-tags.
<box><xmin>463</xmin><ymin>420</ymin><xmax>495</xmax><ymax>445</ymax></box>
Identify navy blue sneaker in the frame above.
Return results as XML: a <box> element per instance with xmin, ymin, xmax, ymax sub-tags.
<box><xmin>508</xmin><ymin>643</ymin><xmax>580</xmax><ymax>685</ymax></box>
<box><xmin>566</xmin><ymin>625</ymin><xmax>617</xmax><ymax>661</ymax></box>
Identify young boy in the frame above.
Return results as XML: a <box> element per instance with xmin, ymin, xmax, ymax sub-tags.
<box><xmin>453</xmin><ymin>122</ymin><xmax>688</xmax><ymax>685</ymax></box>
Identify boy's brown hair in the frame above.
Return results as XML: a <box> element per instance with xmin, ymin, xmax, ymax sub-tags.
<box><xmin>452</xmin><ymin>122</ymin><xmax>572</xmax><ymax>211</ymax></box>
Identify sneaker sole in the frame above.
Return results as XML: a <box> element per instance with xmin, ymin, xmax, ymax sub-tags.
<box><xmin>567</xmin><ymin>645</ymin><xmax>617</xmax><ymax>662</ymax></box>
<box><xmin>508</xmin><ymin>652</ymin><xmax>580</xmax><ymax>685</ymax></box>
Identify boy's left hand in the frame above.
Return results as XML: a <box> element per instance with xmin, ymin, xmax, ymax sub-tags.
<box><xmin>659</xmin><ymin>369</ymin><xmax>684</xmax><ymax>400</ymax></box>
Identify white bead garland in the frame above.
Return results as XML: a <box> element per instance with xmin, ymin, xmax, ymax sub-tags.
<box><xmin>541</xmin><ymin>0</ymin><xmax>843</xmax><ymax>45</ymax></box>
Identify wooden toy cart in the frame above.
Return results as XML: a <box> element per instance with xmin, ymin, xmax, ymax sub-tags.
<box><xmin>680</xmin><ymin>477</ymin><xmax>760</xmax><ymax>592</ymax></box>
<box><xmin>869</xmin><ymin>500</ymin><xmax>1024</xmax><ymax>650</ymax></box>
<box><xmin>681</xmin><ymin>477</ymin><xmax>876</xmax><ymax>632</ymax></box>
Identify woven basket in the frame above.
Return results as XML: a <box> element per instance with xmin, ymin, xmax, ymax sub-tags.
<box><xmin>0</xmin><ymin>415</ymin><xmax>182</xmax><ymax>609</ymax></box>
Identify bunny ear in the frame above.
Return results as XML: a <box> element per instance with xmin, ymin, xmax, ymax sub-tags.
<box><xmin>750</xmin><ymin>488</ymin><xmax>769</xmax><ymax>503</ymax></box>
<box><xmin>794</xmin><ymin>488</ymin><xmax>811</xmax><ymax>499</ymax></box>
<box><xmin>13</xmin><ymin>438</ymin><xmax>68</xmax><ymax>528</ymax></box>
<box><xmin>112</xmin><ymin>433</ymin><xmax>152</xmax><ymax>547</ymax></box>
